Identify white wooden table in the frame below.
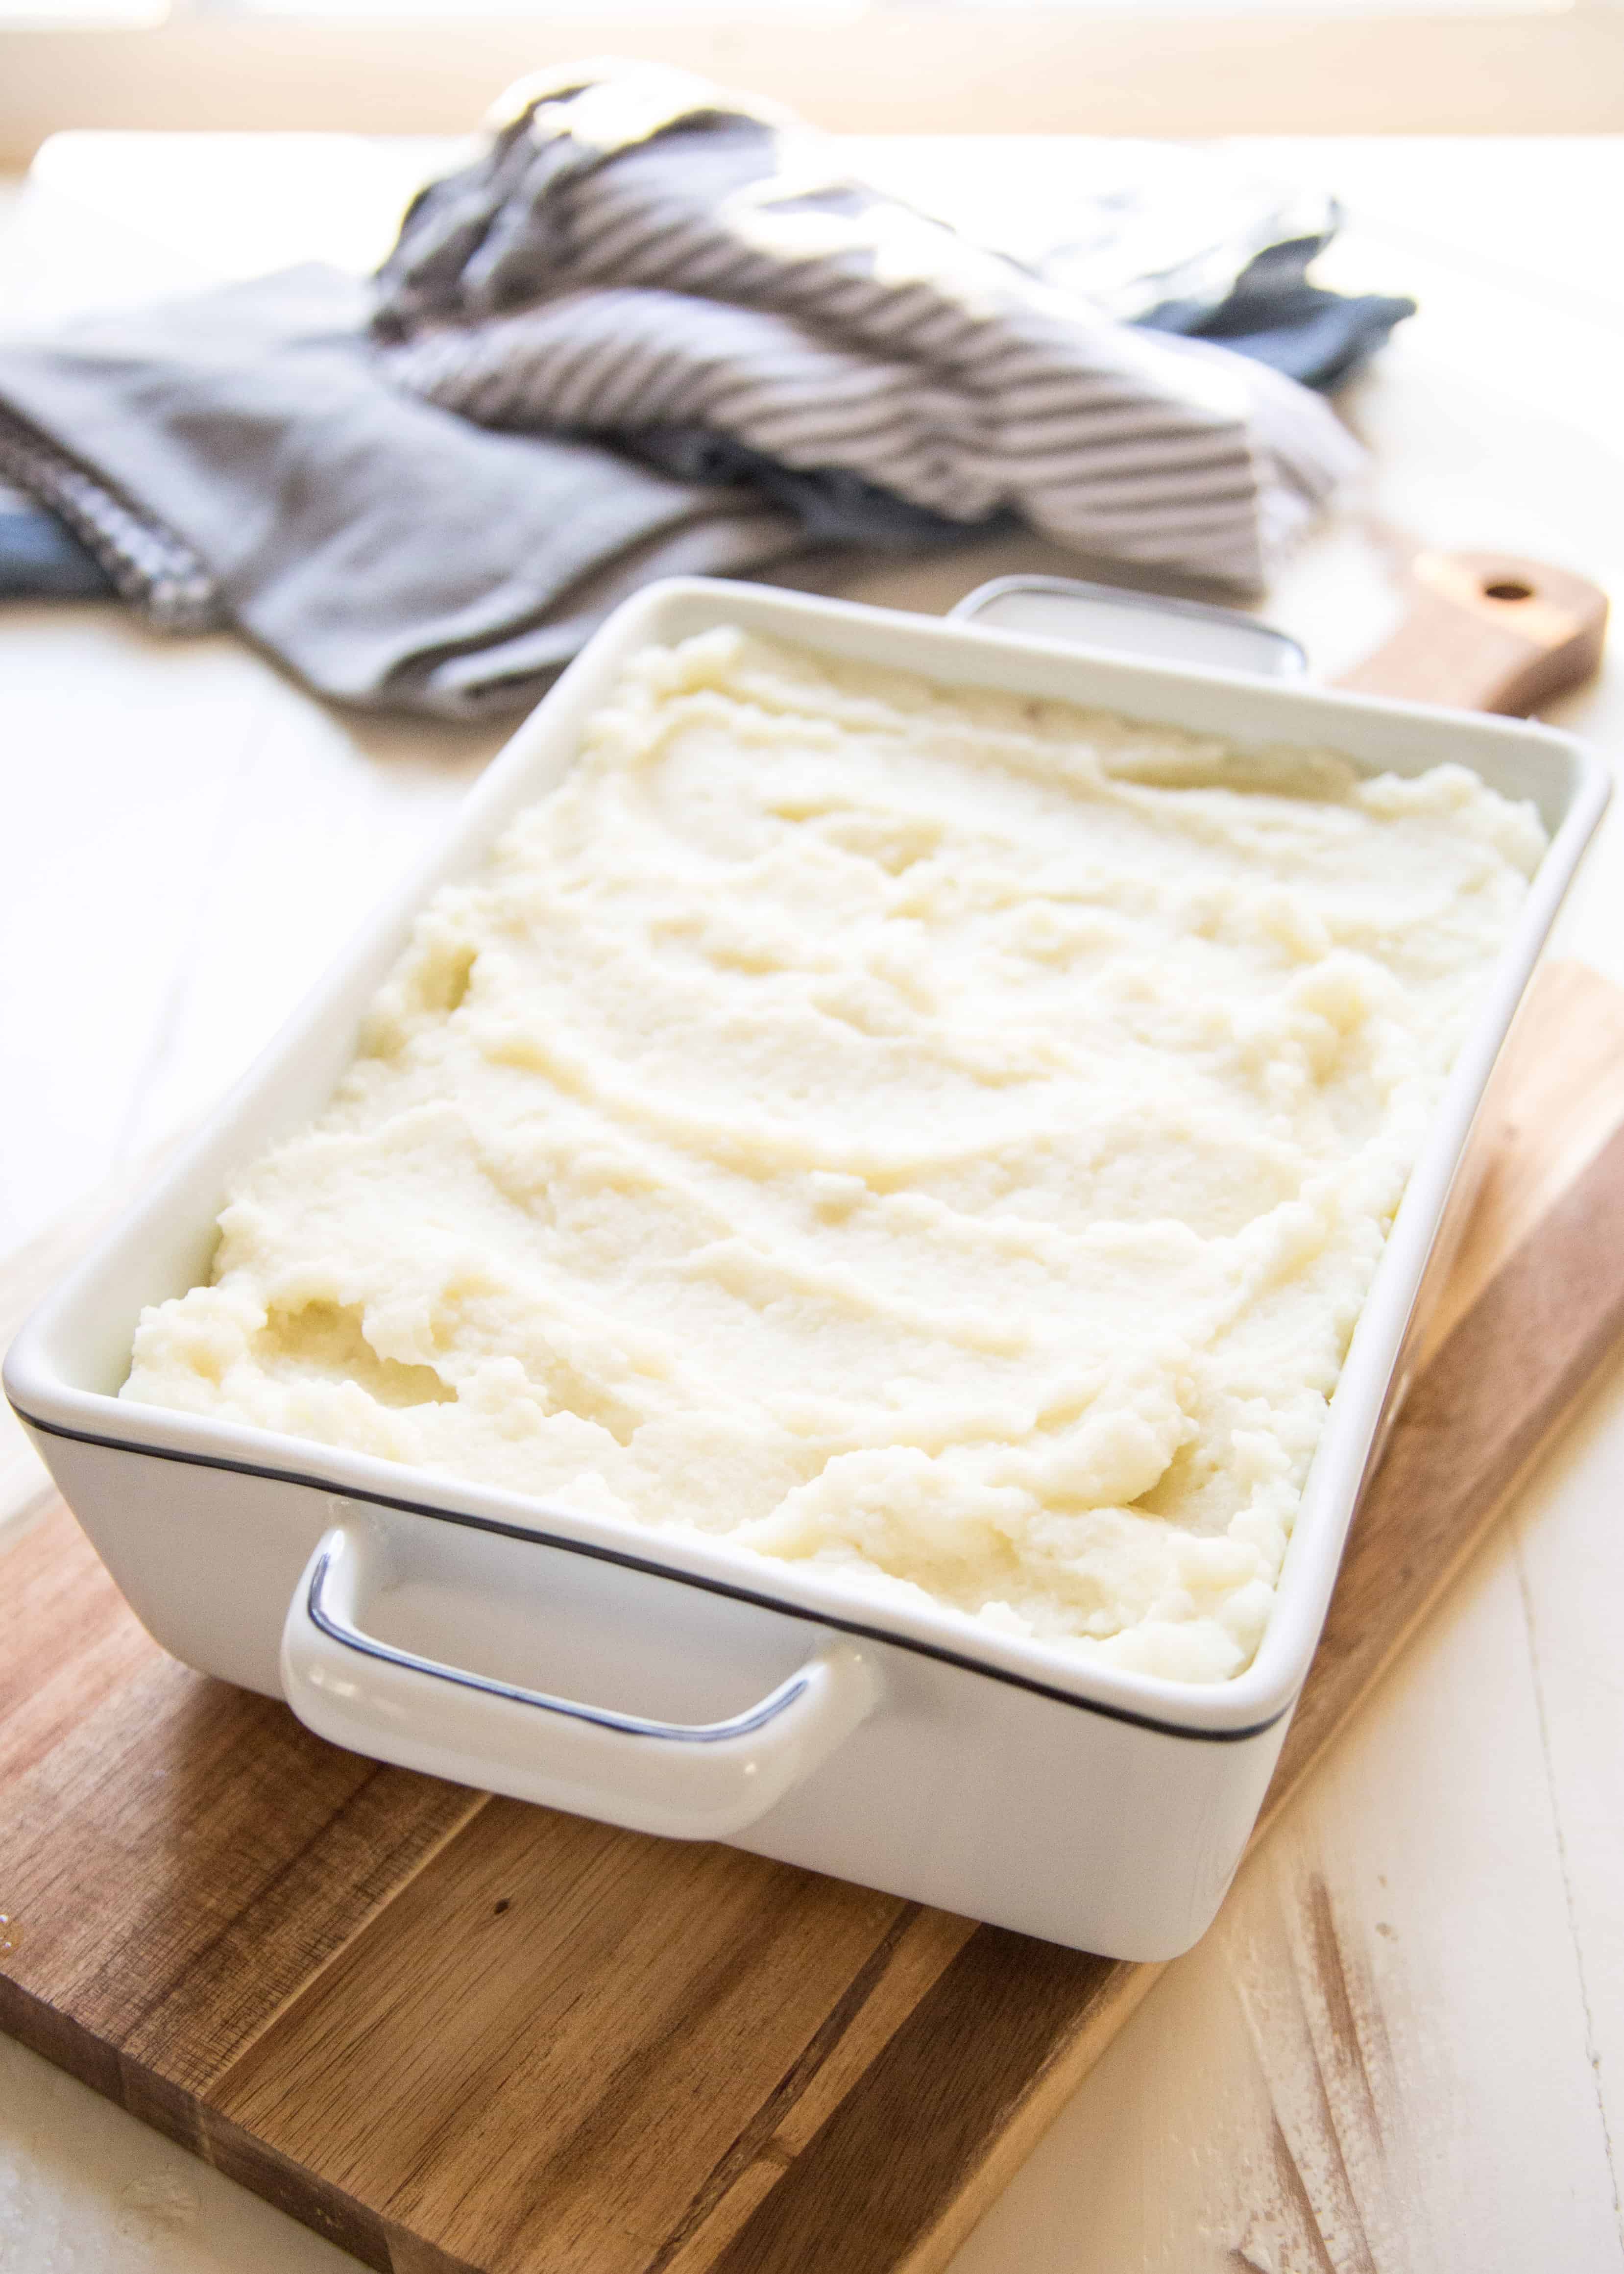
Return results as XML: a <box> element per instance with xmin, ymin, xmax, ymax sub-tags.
<box><xmin>0</xmin><ymin>134</ymin><xmax>1621</xmax><ymax>2274</ymax></box>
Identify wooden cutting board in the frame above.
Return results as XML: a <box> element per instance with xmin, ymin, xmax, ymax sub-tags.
<box><xmin>0</xmin><ymin>556</ymin><xmax>1617</xmax><ymax>2274</ymax></box>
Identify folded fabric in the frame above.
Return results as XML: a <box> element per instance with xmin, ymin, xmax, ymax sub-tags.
<box><xmin>374</xmin><ymin>62</ymin><xmax>1367</xmax><ymax>592</ymax></box>
<box><xmin>1153</xmin><ymin>278</ymin><xmax>1417</xmax><ymax>392</ymax></box>
<box><xmin>0</xmin><ymin>480</ymin><xmax>117</xmax><ymax>601</ymax></box>
<box><xmin>0</xmin><ymin>63</ymin><xmax>1412</xmax><ymax>716</ymax></box>
<box><xmin>0</xmin><ymin>266</ymin><xmax>800</xmax><ymax>714</ymax></box>
<box><xmin>0</xmin><ymin>426</ymin><xmax>209</xmax><ymax>621</ymax></box>
<box><xmin>904</xmin><ymin>139</ymin><xmax>1413</xmax><ymax>388</ymax></box>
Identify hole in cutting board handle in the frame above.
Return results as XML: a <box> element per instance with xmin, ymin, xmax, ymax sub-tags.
<box><xmin>1339</xmin><ymin>548</ymin><xmax>1607</xmax><ymax>715</ymax></box>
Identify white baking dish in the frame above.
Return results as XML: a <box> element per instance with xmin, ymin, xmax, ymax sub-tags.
<box><xmin>5</xmin><ymin>579</ymin><xmax>1607</xmax><ymax>1960</ymax></box>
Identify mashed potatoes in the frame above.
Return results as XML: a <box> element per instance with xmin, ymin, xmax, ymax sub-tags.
<box><xmin>124</xmin><ymin>629</ymin><xmax>1545</xmax><ymax>1681</ymax></box>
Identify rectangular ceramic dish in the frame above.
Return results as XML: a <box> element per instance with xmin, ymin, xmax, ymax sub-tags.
<box><xmin>5</xmin><ymin>579</ymin><xmax>1607</xmax><ymax>1959</ymax></box>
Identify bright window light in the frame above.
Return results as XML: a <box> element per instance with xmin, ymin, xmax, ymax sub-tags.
<box><xmin>0</xmin><ymin>0</ymin><xmax>167</xmax><ymax>19</ymax></box>
<box><xmin>193</xmin><ymin>0</ymin><xmax>1572</xmax><ymax>15</ymax></box>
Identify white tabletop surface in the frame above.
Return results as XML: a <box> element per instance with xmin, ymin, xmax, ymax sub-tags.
<box><xmin>0</xmin><ymin>132</ymin><xmax>1621</xmax><ymax>2274</ymax></box>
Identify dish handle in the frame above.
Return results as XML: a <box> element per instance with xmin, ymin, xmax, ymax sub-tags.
<box><xmin>280</xmin><ymin>1517</ymin><xmax>881</xmax><ymax>1839</ymax></box>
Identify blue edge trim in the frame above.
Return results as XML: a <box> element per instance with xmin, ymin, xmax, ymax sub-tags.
<box><xmin>13</xmin><ymin>1407</ymin><xmax>1292</xmax><ymax>1744</ymax></box>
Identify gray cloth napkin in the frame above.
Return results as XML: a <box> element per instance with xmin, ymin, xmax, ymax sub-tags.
<box><xmin>0</xmin><ymin>265</ymin><xmax>800</xmax><ymax>715</ymax></box>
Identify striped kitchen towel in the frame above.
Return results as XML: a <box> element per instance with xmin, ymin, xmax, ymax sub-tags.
<box><xmin>375</xmin><ymin>62</ymin><xmax>1371</xmax><ymax>593</ymax></box>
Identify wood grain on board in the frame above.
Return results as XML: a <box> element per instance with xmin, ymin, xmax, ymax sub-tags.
<box><xmin>3</xmin><ymin>954</ymin><xmax>1623</xmax><ymax>2274</ymax></box>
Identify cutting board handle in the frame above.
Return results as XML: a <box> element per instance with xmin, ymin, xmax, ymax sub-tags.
<box><xmin>1334</xmin><ymin>549</ymin><xmax>1609</xmax><ymax>715</ymax></box>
